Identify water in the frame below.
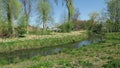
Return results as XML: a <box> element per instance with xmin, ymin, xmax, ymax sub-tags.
<box><xmin>0</xmin><ymin>40</ymin><xmax>99</xmax><ymax>64</ymax></box>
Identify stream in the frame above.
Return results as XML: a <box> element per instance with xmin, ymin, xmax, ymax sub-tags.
<box><xmin>0</xmin><ymin>39</ymin><xmax>99</xmax><ymax>64</ymax></box>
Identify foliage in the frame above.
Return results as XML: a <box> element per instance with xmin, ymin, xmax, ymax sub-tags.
<box><xmin>1</xmin><ymin>0</ymin><xmax>21</xmax><ymax>37</ymax></box>
<box><xmin>0</xmin><ymin>32</ymin><xmax>120</xmax><ymax>67</ymax></box>
<box><xmin>65</xmin><ymin>0</ymin><xmax>75</xmax><ymax>21</ymax></box>
<box><xmin>87</xmin><ymin>12</ymin><xmax>105</xmax><ymax>41</ymax></box>
<box><xmin>73</xmin><ymin>20</ymin><xmax>87</xmax><ymax>30</ymax></box>
<box><xmin>37</xmin><ymin>0</ymin><xmax>51</xmax><ymax>32</ymax></box>
<box><xmin>40</xmin><ymin>30</ymin><xmax>51</xmax><ymax>35</ymax></box>
<box><xmin>16</xmin><ymin>15</ymin><xmax>27</xmax><ymax>37</ymax></box>
<box><xmin>105</xmin><ymin>19</ymin><xmax>117</xmax><ymax>32</ymax></box>
<box><xmin>29</xmin><ymin>29</ymin><xmax>51</xmax><ymax>35</ymax></box>
<box><xmin>0</xmin><ymin>31</ymin><xmax>86</xmax><ymax>52</ymax></box>
<box><xmin>59</xmin><ymin>22</ymin><xmax>74</xmax><ymax>32</ymax></box>
<box><xmin>87</xmin><ymin>22</ymin><xmax>105</xmax><ymax>41</ymax></box>
<box><xmin>89</xmin><ymin>12</ymin><xmax>99</xmax><ymax>22</ymax></box>
<box><xmin>106</xmin><ymin>0</ymin><xmax>120</xmax><ymax>32</ymax></box>
<box><xmin>20</xmin><ymin>0</ymin><xmax>32</xmax><ymax>34</ymax></box>
<box><xmin>0</xmin><ymin>21</ymin><xmax>8</xmax><ymax>37</ymax></box>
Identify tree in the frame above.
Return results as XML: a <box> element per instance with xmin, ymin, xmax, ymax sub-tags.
<box><xmin>106</xmin><ymin>0</ymin><xmax>120</xmax><ymax>32</ymax></box>
<box><xmin>55</xmin><ymin>0</ymin><xmax>75</xmax><ymax>22</ymax></box>
<box><xmin>16</xmin><ymin>15</ymin><xmax>27</xmax><ymax>37</ymax></box>
<box><xmin>72</xmin><ymin>8</ymin><xmax>81</xmax><ymax>30</ymax></box>
<box><xmin>65</xmin><ymin>0</ymin><xmax>75</xmax><ymax>21</ymax></box>
<box><xmin>0</xmin><ymin>0</ymin><xmax>6</xmax><ymax>37</ymax></box>
<box><xmin>106</xmin><ymin>19</ymin><xmax>113</xmax><ymax>32</ymax></box>
<box><xmin>87</xmin><ymin>12</ymin><xmax>100</xmax><ymax>30</ymax></box>
<box><xmin>1</xmin><ymin>0</ymin><xmax>21</xmax><ymax>37</ymax></box>
<box><xmin>0</xmin><ymin>0</ymin><xmax>6</xmax><ymax>21</ymax></box>
<box><xmin>73</xmin><ymin>8</ymin><xmax>80</xmax><ymax>21</ymax></box>
<box><xmin>88</xmin><ymin>12</ymin><xmax>105</xmax><ymax>41</ymax></box>
<box><xmin>20</xmin><ymin>0</ymin><xmax>32</xmax><ymax>34</ymax></box>
<box><xmin>89</xmin><ymin>12</ymin><xmax>100</xmax><ymax>23</ymax></box>
<box><xmin>37</xmin><ymin>0</ymin><xmax>51</xmax><ymax>32</ymax></box>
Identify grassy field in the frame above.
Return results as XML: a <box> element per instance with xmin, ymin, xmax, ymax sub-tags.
<box><xmin>0</xmin><ymin>31</ymin><xmax>87</xmax><ymax>52</ymax></box>
<box><xmin>0</xmin><ymin>32</ymin><xmax>120</xmax><ymax>68</ymax></box>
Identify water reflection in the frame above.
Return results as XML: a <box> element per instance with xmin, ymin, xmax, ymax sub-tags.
<box><xmin>77</xmin><ymin>40</ymin><xmax>91</xmax><ymax>48</ymax></box>
<box><xmin>0</xmin><ymin>39</ymin><xmax>100</xmax><ymax>64</ymax></box>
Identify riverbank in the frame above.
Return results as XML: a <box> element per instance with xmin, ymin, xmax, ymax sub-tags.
<box><xmin>1</xmin><ymin>32</ymin><xmax>120</xmax><ymax>68</ymax></box>
<box><xmin>0</xmin><ymin>31</ymin><xmax>87</xmax><ymax>52</ymax></box>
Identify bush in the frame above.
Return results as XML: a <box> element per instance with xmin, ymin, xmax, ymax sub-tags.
<box><xmin>29</xmin><ymin>29</ymin><xmax>51</xmax><ymax>35</ymax></box>
<box><xmin>16</xmin><ymin>27</ymin><xmax>26</xmax><ymax>37</ymax></box>
<box><xmin>59</xmin><ymin>22</ymin><xmax>74</xmax><ymax>32</ymax></box>
<box><xmin>41</xmin><ymin>29</ymin><xmax>51</xmax><ymax>35</ymax></box>
<box><xmin>87</xmin><ymin>22</ymin><xmax>105</xmax><ymax>41</ymax></box>
<box><xmin>16</xmin><ymin>15</ymin><xmax>27</xmax><ymax>37</ymax></box>
<box><xmin>0</xmin><ymin>21</ymin><xmax>9</xmax><ymax>38</ymax></box>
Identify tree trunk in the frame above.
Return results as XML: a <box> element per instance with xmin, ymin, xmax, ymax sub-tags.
<box><xmin>43</xmin><ymin>19</ymin><xmax>46</xmax><ymax>32</ymax></box>
<box><xmin>7</xmin><ymin>3</ymin><xmax>14</xmax><ymax>37</ymax></box>
<box><xmin>23</xmin><ymin>0</ymin><xmax>31</xmax><ymax>34</ymax></box>
<box><xmin>66</xmin><ymin>0</ymin><xmax>71</xmax><ymax>22</ymax></box>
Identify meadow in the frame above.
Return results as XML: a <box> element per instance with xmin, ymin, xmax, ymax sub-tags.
<box><xmin>0</xmin><ymin>32</ymin><xmax>120</xmax><ymax>68</ymax></box>
<box><xmin>0</xmin><ymin>31</ymin><xmax>87</xmax><ymax>53</ymax></box>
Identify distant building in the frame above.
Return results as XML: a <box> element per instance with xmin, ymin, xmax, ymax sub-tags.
<box><xmin>50</xmin><ymin>27</ymin><xmax>61</xmax><ymax>32</ymax></box>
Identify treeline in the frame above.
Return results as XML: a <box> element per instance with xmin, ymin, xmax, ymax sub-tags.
<box><xmin>0</xmin><ymin>0</ymin><xmax>74</xmax><ymax>37</ymax></box>
<box><xmin>0</xmin><ymin>0</ymin><xmax>120</xmax><ymax>38</ymax></box>
<box><xmin>72</xmin><ymin>0</ymin><xmax>120</xmax><ymax>33</ymax></box>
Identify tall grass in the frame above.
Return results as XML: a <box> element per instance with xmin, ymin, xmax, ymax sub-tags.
<box><xmin>0</xmin><ymin>31</ymin><xmax>87</xmax><ymax>52</ymax></box>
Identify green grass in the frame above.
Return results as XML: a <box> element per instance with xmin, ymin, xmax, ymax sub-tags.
<box><xmin>0</xmin><ymin>32</ymin><xmax>120</xmax><ymax>68</ymax></box>
<box><xmin>0</xmin><ymin>31</ymin><xmax>87</xmax><ymax>52</ymax></box>
<box><xmin>103</xmin><ymin>58</ymin><xmax>120</xmax><ymax>68</ymax></box>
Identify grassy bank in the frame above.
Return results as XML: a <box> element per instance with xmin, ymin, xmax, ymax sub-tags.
<box><xmin>1</xmin><ymin>32</ymin><xmax>120</xmax><ymax>68</ymax></box>
<box><xmin>0</xmin><ymin>31</ymin><xmax>87</xmax><ymax>52</ymax></box>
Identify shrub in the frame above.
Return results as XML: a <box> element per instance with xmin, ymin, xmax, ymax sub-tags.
<box><xmin>87</xmin><ymin>23</ymin><xmax>105</xmax><ymax>41</ymax></box>
<box><xmin>0</xmin><ymin>21</ymin><xmax>10</xmax><ymax>38</ymax></box>
<box><xmin>16</xmin><ymin>27</ymin><xmax>26</xmax><ymax>37</ymax></box>
<box><xmin>59</xmin><ymin>22</ymin><xmax>74</xmax><ymax>32</ymax></box>
<box><xmin>16</xmin><ymin>15</ymin><xmax>27</xmax><ymax>37</ymax></box>
<box><xmin>29</xmin><ymin>28</ymin><xmax>51</xmax><ymax>35</ymax></box>
<box><xmin>41</xmin><ymin>29</ymin><xmax>51</xmax><ymax>35</ymax></box>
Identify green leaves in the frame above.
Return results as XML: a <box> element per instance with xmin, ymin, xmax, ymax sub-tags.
<box><xmin>106</xmin><ymin>0</ymin><xmax>120</xmax><ymax>32</ymax></box>
<box><xmin>37</xmin><ymin>0</ymin><xmax>51</xmax><ymax>31</ymax></box>
<box><xmin>59</xmin><ymin>22</ymin><xmax>74</xmax><ymax>32</ymax></box>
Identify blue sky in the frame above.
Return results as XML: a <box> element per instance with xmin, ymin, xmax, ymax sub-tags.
<box><xmin>30</xmin><ymin>0</ymin><xmax>107</xmax><ymax>27</ymax></box>
<box><xmin>52</xmin><ymin>0</ymin><xmax>107</xmax><ymax>22</ymax></box>
<box><xmin>74</xmin><ymin>0</ymin><xmax>106</xmax><ymax>20</ymax></box>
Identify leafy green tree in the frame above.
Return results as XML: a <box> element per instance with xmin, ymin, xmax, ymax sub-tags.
<box><xmin>0</xmin><ymin>21</ymin><xmax>8</xmax><ymax>37</ymax></box>
<box><xmin>106</xmin><ymin>19</ymin><xmax>113</xmax><ymax>32</ymax></box>
<box><xmin>1</xmin><ymin>0</ymin><xmax>21</xmax><ymax>37</ymax></box>
<box><xmin>87</xmin><ymin>12</ymin><xmax>100</xmax><ymax>31</ymax></box>
<box><xmin>20</xmin><ymin>0</ymin><xmax>32</xmax><ymax>34</ymax></box>
<box><xmin>16</xmin><ymin>15</ymin><xmax>27</xmax><ymax>37</ymax></box>
<box><xmin>0</xmin><ymin>0</ymin><xmax>6</xmax><ymax>37</ymax></box>
<box><xmin>87</xmin><ymin>12</ymin><xmax>105</xmax><ymax>41</ymax></box>
<box><xmin>60</xmin><ymin>22</ymin><xmax>74</xmax><ymax>32</ymax></box>
<box><xmin>89</xmin><ymin>12</ymin><xmax>99</xmax><ymax>23</ymax></box>
<box><xmin>106</xmin><ymin>0</ymin><xmax>120</xmax><ymax>32</ymax></box>
<box><xmin>65</xmin><ymin>0</ymin><xmax>75</xmax><ymax>21</ymax></box>
<box><xmin>37</xmin><ymin>0</ymin><xmax>51</xmax><ymax>32</ymax></box>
